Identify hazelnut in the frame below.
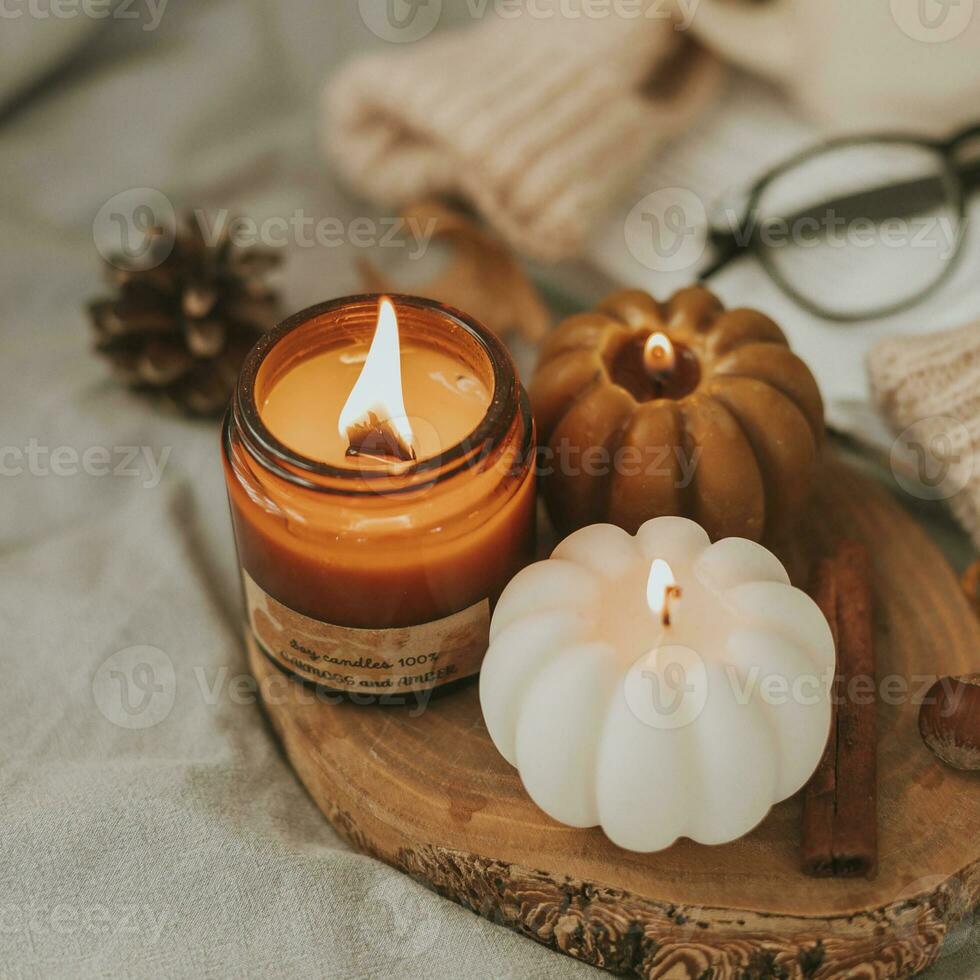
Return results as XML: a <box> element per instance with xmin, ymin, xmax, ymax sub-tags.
<box><xmin>963</xmin><ymin>560</ymin><xmax>980</xmax><ymax>619</ymax></box>
<box><xmin>919</xmin><ymin>674</ymin><xmax>980</xmax><ymax>771</ymax></box>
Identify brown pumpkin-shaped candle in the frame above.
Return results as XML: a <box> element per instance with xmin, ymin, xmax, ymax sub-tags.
<box><xmin>531</xmin><ymin>287</ymin><xmax>824</xmax><ymax>542</ymax></box>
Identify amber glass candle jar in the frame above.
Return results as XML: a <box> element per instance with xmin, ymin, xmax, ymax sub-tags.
<box><xmin>222</xmin><ymin>295</ymin><xmax>536</xmax><ymax>701</ymax></box>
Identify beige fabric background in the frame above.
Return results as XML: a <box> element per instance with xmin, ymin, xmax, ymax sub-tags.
<box><xmin>0</xmin><ymin>2</ymin><xmax>976</xmax><ymax>978</ymax></box>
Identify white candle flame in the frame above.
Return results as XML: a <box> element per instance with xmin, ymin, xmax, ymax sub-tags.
<box><xmin>646</xmin><ymin>559</ymin><xmax>679</xmax><ymax>626</ymax></box>
<box><xmin>337</xmin><ymin>297</ymin><xmax>416</xmax><ymax>452</ymax></box>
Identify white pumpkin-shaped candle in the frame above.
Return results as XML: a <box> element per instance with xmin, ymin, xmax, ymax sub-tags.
<box><xmin>480</xmin><ymin>517</ymin><xmax>834</xmax><ymax>852</ymax></box>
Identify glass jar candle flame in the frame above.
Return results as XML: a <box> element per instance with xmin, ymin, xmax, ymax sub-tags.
<box><xmin>223</xmin><ymin>295</ymin><xmax>536</xmax><ymax>701</ymax></box>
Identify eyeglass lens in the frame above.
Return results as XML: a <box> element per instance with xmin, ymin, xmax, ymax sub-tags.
<box><xmin>752</xmin><ymin>141</ymin><xmax>961</xmax><ymax>320</ymax></box>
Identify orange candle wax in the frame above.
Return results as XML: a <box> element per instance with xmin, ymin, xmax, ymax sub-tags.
<box><xmin>222</xmin><ymin>295</ymin><xmax>536</xmax><ymax>701</ymax></box>
<box><xmin>260</xmin><ymin>314</ymin><xmax>491</xmax><ymax>465</ymax></box>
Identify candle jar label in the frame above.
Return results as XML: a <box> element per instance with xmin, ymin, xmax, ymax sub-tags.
<box><xmin>242</xmin><ymin>570</ymin><xmax>490</xmax><ymax>695</ymax></box>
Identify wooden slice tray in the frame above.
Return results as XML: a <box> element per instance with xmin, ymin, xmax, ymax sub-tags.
<box><xmin>250</xmin><ymin>458</ymin><xmax>980</xmax><ymax>979</ymax></box>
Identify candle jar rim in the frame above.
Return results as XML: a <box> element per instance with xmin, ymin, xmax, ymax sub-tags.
<box><xmin>230</xmin><ymin>293</ymin><xmax>530</xmax><ymax>496</ymax></box>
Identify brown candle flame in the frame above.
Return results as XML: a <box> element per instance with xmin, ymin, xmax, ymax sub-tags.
<box><xmin>643</xmin><ymin>332</ymin><xmax>676</xmax><ymax>380</ymax></box>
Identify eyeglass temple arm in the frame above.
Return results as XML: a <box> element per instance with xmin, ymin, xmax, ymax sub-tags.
<box><xmin>699</xmin><ymin>230</ymin><xmax>741</xmax><ymax>282</ymax></box>
<box><xmin>961</xmin><ymin>155</ymin><xmax>980</xmax><ymax>194</ymax></box>
<box><xmin>699</xmin><ymin>155</ymin><xmax>980</xmax><ymax>283</ymax></box>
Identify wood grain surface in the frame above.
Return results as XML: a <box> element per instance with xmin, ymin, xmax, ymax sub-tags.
<box><xmin>249</xmin><ymin>457</ymin><xmax>980</xmax><ymax>979</ymax></box>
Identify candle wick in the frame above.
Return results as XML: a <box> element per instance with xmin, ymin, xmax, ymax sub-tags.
<box><xmin>345</xmin><ymin>411</ymin><xmax>416</xmax><ymax>463</ymax></box>
<box><xmin>661</xmin><ymin>585</ymin><xmax>682</xmax><ymax>627</ymax></box>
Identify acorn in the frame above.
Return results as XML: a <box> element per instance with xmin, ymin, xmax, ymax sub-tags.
<box><xmin>918</xmin><ymin>674</ymin><xmax>980</xmax><ymax>771</ymax></box>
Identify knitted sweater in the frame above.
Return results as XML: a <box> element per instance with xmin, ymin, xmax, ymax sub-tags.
<box><xmin>324</xmin><ymin>9</ymin><xmax>720</xmax><ymax>262</ymax></box>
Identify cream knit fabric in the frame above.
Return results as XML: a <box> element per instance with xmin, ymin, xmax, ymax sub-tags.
<box><xmin>869</xmin><ymin>320</ymin><xmax>980</xmax><ymax>550</ymax></box>
<box><xmin>324</xmin><ymin>9</ymin><xmax>721</xmax><ymax>262</ymax></box>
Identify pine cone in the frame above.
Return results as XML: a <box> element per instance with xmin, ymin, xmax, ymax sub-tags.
<box><xmin>88</xmin><ymin>217</ymin><xmax>283</xmax><ymax>416</ymax></box>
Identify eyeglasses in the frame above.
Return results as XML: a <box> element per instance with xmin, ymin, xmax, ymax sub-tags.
<box><xmin>700</xmin><ymin>121</ymin><xmax>980</xmax><ymax>322</ymax></box>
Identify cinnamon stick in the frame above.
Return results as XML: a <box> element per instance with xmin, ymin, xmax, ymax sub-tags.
<box><xmin>802</xmin><ymin>541</ymin><xmax>878</xmax><ymax>878</ymax></box>
<box><xmin>800</xmin><ymin>557</ymin><xmax>839</xmax><ymax>877</ymax></box>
